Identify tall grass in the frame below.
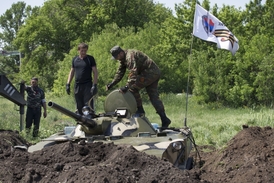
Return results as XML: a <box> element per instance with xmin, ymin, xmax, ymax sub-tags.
<box><xmin>0</xmin><ymin>93</ymin><xmax>273</xmax><ymax>148</ymax></box>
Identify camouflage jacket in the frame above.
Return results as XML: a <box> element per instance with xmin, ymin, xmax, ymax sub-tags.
<box><xmin>26</xmin><ymin>86</ymin><xmax>45</xmax><ymax>108</ymax></box>
<box><xmin>112</xmin><ymin>49</ymin><xmax>160</xmax><ymax>85</ymax></box>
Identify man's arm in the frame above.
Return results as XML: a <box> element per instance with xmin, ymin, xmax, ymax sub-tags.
<box><xmin>41</xmin><ymin>91</ymin><xmax>47</xmax><ymax>118</ymax></box>
<box><xmin>106</xmin><ymin>63</ymin><xmax>126</xmax><ymax>91</ymax></box>
<box><xmin>20</xmin><ymin>80</ymin><xmax>29</xmax><ymax>90</ymax></box>
<box><xmin>112</xmin><ymin>62</ymin><xmax>126</xmax><ymax>86</ymax></box>
<box><xmin>67</xmin><ymin>68</ymin><xmax>75</xmax><ymax>84</ymax></box>
<box><xmin>92</xmin><ymin>66</ymin><xmax>98</xmax><ymax>84</ymax></box>
<box><xmin>42</xmin><ymin>101</ymin><xmax>47</xmax><ymax>118</ymax></box>
<box><xmin>66</xmin><ymin>68</ymin><xmax>75</xmax><ymax>95</ymax></box>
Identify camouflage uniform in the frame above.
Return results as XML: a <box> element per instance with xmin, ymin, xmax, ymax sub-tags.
<box><xmin>111</xmin><ymin>49</ymin><xmax>165</xmax><ymax>114</ymax></box>
<box><xmin>25</xmin><ymin>86</ymin><xmax>45</xmax><ymax>137</ymax></box>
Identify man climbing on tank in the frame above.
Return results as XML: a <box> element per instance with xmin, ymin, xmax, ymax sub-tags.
<box><xmin>66</xmin><ymin>43</ymin><xmax>98</xmax><ymax>115</ymax></box>
<box><xmin>106</xmin><ymin>45</ymin><xmax>171</xmax><ymax>128</ymax></box>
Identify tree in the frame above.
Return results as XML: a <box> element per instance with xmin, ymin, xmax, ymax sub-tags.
<box><xmin>191</xmin><ymin>2</ymin><xmax>244</xmax><ymax>106</ymax></box>
<box><xmin>154</xmin><ymin>0</ymin><xmax>197</xmax><ymax>93</ymax></box>
<box><xmin>243</xmin><ymin>0</ymin><xmax>265</xmax><ymax>39</ymax></box>
<box><xmin>83</xmin><ymin>0</ymin><xmax>162</xmax><ymax>39</ymax></box>
<box><xmin>232</xmin><ymin>34</ymin><xmax>273</xmax><ymax>106</ymax></box>
<box><xmin>254</xmin><ymin>53</ymin><xmax>274</xmax><ymax>105</ymax></box>
<box><xmin>0</xmin><ymin>1</ymin><xmax>39</xmax><ymax>80</ymax></box>
<box><xmin>14</xmin><ymin>0</ymin><xmax>171</xmax><ymax>89</ymax></box>
<box><xmin>0</xmin><ymin>1</ymin><xmax>38</xmax><ymax>46</ymax></box>
<box><xmin>53</xmin><ymin>23</ymin><xmax>164</xmax><ymax>96</ymax></box>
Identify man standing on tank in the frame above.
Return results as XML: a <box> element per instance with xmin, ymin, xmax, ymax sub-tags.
<box><xmin>66</xmin><ymin>43</ymin><xmax>98</xmax><ymax>115</ymax></box>
<box><xmin>106</xmin><ymin>46</ymin><xmax>171</xmax><ymax>128</ymax></box>
<box><xmin>23</xmin><ymin>77</ymin><xmax>47</xmax><ymax>137</ymax></box>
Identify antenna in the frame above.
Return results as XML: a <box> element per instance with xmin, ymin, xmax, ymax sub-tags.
<box><xmin>184</xmin><ymin>34</ymin><xmax>194</xmax><ymax>127</ymax></box>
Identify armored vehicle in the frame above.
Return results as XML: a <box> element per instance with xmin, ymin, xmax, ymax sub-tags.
<box><xmin>29</xmin><ymin>90</ymin><xmax>194</xmax><ymax>169</ymax></box>
<box><xmin>0</xmin><ymin>74</ymin><xmax>194</xmax><ymax>170</ymax></box>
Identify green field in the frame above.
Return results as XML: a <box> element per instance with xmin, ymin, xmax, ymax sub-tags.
<box><xmin>0</xmin><ymin>93</ymin><xmax>273</xmax><ymax>147</ymax></box>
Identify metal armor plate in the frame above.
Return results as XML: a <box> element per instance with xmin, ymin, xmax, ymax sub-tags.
<box><xmin>104</xmin><ymin>90</ymin><xmax>137</xmax><ymax>115</ymax></box>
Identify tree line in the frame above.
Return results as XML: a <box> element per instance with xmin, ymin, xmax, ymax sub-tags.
<box><xmin>0</xmin><ymin>0</ymin><xmax>273</xmax><ymax>107</ymax></box>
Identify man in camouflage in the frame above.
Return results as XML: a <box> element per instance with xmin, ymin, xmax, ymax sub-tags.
<box><xmin>106</xmin><ymin>46</ymin><xmax>171</xmax><ymax>128</ymax></box>
<box><xmin>24</xmin><ymin>77</ymin><xmax>47</xmax><ymax>137</ymax></box>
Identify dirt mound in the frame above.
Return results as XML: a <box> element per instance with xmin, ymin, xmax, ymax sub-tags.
<box><xmin>0</xmin><ymin>126</ymin><xmax>273</xmax><ymax>183</ymax></box>
<box><xmin>194</xmin><ymin>126</ymin><xmax>274</xmax><ymax>183</ymax></box>
<box><xmin>0</xmin><ymin>130</ymin><xmax>199</xmax><ymax>183</ymax></box>
<box><xmin>0</xmin><ymin>130</ymin><xmax>29</xmax><ymax>159</ymax></box>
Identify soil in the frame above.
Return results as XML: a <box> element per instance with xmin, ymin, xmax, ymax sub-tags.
<box><xmin>0</xmin><ymin>125</ymin><xmax>273</xmax><ymax>183</ymax></box>
<box><xmin>194</xmin><ymin>125</ymin><xmax>274</xmax><ymax>183</ymax></box>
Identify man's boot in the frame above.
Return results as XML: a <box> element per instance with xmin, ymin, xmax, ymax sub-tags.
<box><xmin>158</xmin><ymin>111</ymin><xmax>171</xmax><ymax>128</ymax></box>
<box><xmin>25</xmin><ymin>128</ymin><xmax>30</xmax><ymax>134</ymax></box>
<box><xmin>33</xmin><ymin>129</ymin><xmax>39</xmax><ymax>138</ymax></box>
<box><xmin>135</xmin><ymin>106</ymin><xmax>145</xmax><ymax>117</ymax></box>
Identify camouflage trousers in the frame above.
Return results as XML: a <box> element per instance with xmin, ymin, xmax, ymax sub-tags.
<box><xmin>127</xmin><ymin>70</ymin><xmax>165</xmax><ymax>113</ymax></box>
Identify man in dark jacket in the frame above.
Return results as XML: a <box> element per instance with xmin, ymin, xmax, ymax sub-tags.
<box><xmin>66</xmin><ymin>43</ymin><xmax>98</xmax><ymax>115</ymax></box>
<box><xmin>24</xmin><ymin>77</ymin><xmax>47</xmax><ymax>137</ymax></box>
<box><xmin>106</xmin><ymin>46</ymin><xmax>171</xmax><ymax>128</ymax></box>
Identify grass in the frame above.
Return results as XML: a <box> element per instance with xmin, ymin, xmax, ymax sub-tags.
<box><xmin>0</xmin><ymin>93</ymin><xmax>273</xmax><ymax>148</ymax></box>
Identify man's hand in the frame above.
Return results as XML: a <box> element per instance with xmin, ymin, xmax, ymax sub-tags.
<box><xmin>43</xmin><ymin>111</ymin><xmax>47</xmax><ymax>118</ymax></box>
<box><xmin>20</xmin><ymin>80</ymin><xmax>26</xmax><ymax>84</ymax></box>
<box><xmin>90</xmin><ymin>84</ymin><xmax>98</xmax><ymax>96</ymax></box>
<box><xmin>106</xmin><ymin>83</ymin><xmax>114</xmax><ymax>91</ymax></box>
<box><xmin>66</xmin><ymin>83</ymin><xmax>70</xmax><ymax>95</ymax></box>
<box><xmin>119</xmin><ymin>86</ymin><xmax>129</xmax><ymax>94</ymax></box>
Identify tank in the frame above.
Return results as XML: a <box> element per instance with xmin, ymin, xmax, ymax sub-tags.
<box><xmin>28</xmin><ymin>90</ymin><xmax>194</xmax><ymax>170</ymax></box>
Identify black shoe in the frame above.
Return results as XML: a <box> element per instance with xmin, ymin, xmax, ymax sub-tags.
<box><xmin>33</xmin><ymin>129</ymin><xmax>39</xmax><ymax>137</ymax></box>
<box><xmin>161</xmin><ymin>117</ymin><xmax>171</xmax><ymax>128</ymax></box>
<box><xmin>25</xmin><ymin>128</ymin><xmax>31</xmax><ymax>134</ymax></box>
<box><xmin>135</xmin><ymin>106</ymin><xmax>145</xmax><ymax>117</ymax></box>
<box><xmin>158</xmin><ymin>111</ymin><xmax>171</xmax><ymax>128</ymax></box>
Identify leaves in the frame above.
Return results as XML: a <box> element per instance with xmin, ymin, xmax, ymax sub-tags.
<box><xmin>0</xmin><ymin>2</ymin><xmax>38</xmax><ymax>80</ymax></box>
<box><xmin>2</xmin><ymin>0</ymin><xmax>274</xmax><ymax>107</ymax></box>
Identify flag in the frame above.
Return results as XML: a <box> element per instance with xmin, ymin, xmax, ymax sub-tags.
<box><xmin>193</xmin><ymin>4</ymin><xmax>239</xmax><ymax>55</ymax></box>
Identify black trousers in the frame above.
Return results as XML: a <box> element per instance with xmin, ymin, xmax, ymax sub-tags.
<box><xmin>26</xmin><ymin>107</ymin><xmax>41</xmax><ymax>137</ymax></box>
<box><xmin>74</xmin><ymin>82</ymin><xmax>94</xmax><ymax>115</ymax></box>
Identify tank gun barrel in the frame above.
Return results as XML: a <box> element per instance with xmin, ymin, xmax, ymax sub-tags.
<box><xmin>48</xmin><ymin>101</ymin><xmax>97</xmax><ymax>128</ymax></box>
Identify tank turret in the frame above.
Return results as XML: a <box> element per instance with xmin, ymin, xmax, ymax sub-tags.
<box><xmin>48</xmin><ymin>90</ymin><xmax>157</xmax><ymax>136</ymax></box>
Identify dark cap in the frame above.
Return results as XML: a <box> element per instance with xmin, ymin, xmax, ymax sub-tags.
<box><xmin>110</xmin><ymin>45</ymin><xmax>123</xmax><ymax>59</ymax></box>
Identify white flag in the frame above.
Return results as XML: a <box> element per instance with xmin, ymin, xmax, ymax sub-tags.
<box><xmin>193</xmin><ymin>4</ymin><xmax>239</xmax><ymax>55</ymax></box>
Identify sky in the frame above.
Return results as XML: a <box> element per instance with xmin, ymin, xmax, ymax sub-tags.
<box><xmin>158</xmin><ymin>0</ymin><xmax>266</xmax><ymax>11</ymax></box>
<box><xmin>0</xmin><ymin>0</ymin><xmax>267</xmax><ymax>16</ymax></box>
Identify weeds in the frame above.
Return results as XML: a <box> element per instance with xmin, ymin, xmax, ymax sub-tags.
<box><xmin>0</xmin><ymin>93</ymin><xmax>273</xmax><ymax>147</ymax></box>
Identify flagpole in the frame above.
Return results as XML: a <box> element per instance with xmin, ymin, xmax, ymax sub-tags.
<box><xmin>183</xmin><ymin>1</ymin><xmax>198</xmax><ymax>127</ymax></box>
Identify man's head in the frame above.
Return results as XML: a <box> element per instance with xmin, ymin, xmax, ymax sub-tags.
<box><xmin>31</xmin><ymin>77</ymin><xmax>38</xmax><ymax>87</ymax></box>
<box><xmin>78</xmin><ymin>43</ymin><xmax>88</xmax><ymax>57</ymax></box>
<box><xmin>110</xmin><ymin>46</ymin><xmax>124</xmax><ymax>60</ymax></box>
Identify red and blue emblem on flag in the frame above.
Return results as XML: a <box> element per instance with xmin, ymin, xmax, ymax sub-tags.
<box><xmin>202</xmin><ymin>15</ymin><xmax>214</xmax><ymax>34</ymax></box>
